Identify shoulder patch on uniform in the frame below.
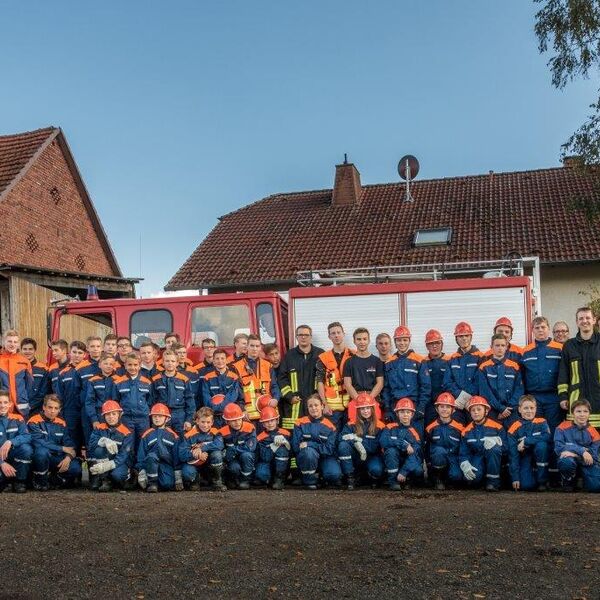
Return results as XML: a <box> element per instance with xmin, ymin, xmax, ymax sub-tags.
<box><xmin>8</xmin><ymin>413</ymin><xmax>24</xmax><ymax>422</ymax></box>
<box><xmin>408</xmin><ymin>426</ymin><xmax>420</xmax><ymax>442</ymax></box>
<box><xmin>151</xmin><ymin>373</ymin><xmax>162</xmax><ymax>382</ymax></box>
<box><xmin>462</xmin><ymin>422</ymin><xmax>474</xmax><ymax>435</ymax></box>
<box><xmin>226</xmin><ymin>370</ymin><xmax>239</xmax><ymax>380</ymax></box>
<box><xmin>166</xmin><ymin>427</ymin><xmax>178</xmax><ymax>437</ymax></box>
<box><xmin>507</xmin><ymin>421</ymin><xmax>522</xmax><ymax>435</ymax></box>
<box><xmin>257</xmin><ymin>431</ymin><xmax>269</xmax><ymax>442</ymax></box>
<box><xmin>184</xmin><ymin>427</ymin><xmax>199</xmax><ymax>439</ymax></box>
<box><xmin>479</xmin><ymin>359</ymin><xmax>493</xmax><ymax>370</ymax></box>
<box><xmin>408</xmin><ymin>352</ymin><xmax>425</xmax><ymax>363</ymax></box>
<box><xmin>218</xmin><ymin>425</ymin><xmax>231</xmax><ymax>436</ymax></box>
<box><xmin>75</xmin><ymin>360</ymin><xmax>91</xmax><ymax>371</ymax></box>
<box><xmin>505</xmin><ymin>359</ymin><xmax>520</xmax><ymax>371</ymax></box>
<box><xmin>386</xmin><ymin>422</ymin><xmax>398</xmax><ymax>430</ymax></box>
<box><xmin>449</xmin><ymin>420</ymin><xmax>464</xmax><ymax>432</ymax></box>
<box><xmin>485</xmin><ymin>419</ymin><xmax>503</xmax><ymax>430</ymax></box>
<box><xmin>295</xmin><ymin>416</ymin><xmax>310</xmax><ymax>426</ymax></box>
<box><xmin>548</xmin><ymin>340</ymin><xmax>563</xmax><ymax>350</ymax></box>
<box><xmin>141</xmin><ymin>428</ymin><xmax>154</xmax><ymax>438</ymax></box>
<box><xmin>209</xmin><ymin>427</ymin><xmax>220</xmax><ymax>435</ymax></box>
<box><xmin>55</xmin><ymin>417</ymin><xmax>67</xmax><ymax>427</ymax></box>
<box><xmin>522</xmin><ymin>343</ymin><xmax>535</xmax><ymax>353</ymax></box>
<box><xmin>97</xmin><ymin>423</ymin><xmax>109</xmax><ymax>430</ymax></box>
<box><xmin>241</xmin><ymin>421</ymin><xmax>255</xmax><ymax>433</ymax></box>
<box><xmin>277</xmin><ymin>428</ymin><xmax>291</xmax><ymax>437</ymax></box>
<box><xmin>27</xmin><ymin>414</ymin><xmax>44</xmax><ymax>424</ymax></box>
<box><xmin>175</xmin><ymin>372</ymin><xmax>189</xmax><ymax>382</ymax></box>
<box><xmin>425</xmin><ymin>420</ymin><xmax>438</xmax><ymax>433</ymax></box>
<box><xmin>321</xmin><ymin>418</ymin><xmax>336</xmax><ymax>431</ymax></box>
<box><xmin>139</xmin><ymin>376</ymin><xmax>152</xmax><ymax>385</ymax></box>
<box><xmin>117</xmin><ymin>424</ymin><xmax>131</xmax><ymax>435</ymax></box>
<box><xmin>532</xmin><ymin>417</ymin><xmax>547</xmax><ymax>424</ymax></box>
<box><xmin>588</xmin><ymin>427</ymin><xmax>600</xmax><ymax>442</ymax></box>
<box><xmin>557</xmin><ymin>420</ymin><xmax>572</xmax><ymax>431</ymax></box>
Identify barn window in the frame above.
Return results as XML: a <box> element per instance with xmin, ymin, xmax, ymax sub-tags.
<box><xmin>25</xmin><ymin>233</ymin><xmax>39</xmax><ymax>251</ymax></box>
<box><xmin>412</xmin><ymin>227</ymin><xmax>452</xmax><ymax>246</ymax></box>
<box><xmin>49</xmin><ymin>187</ymin><xmax>62</xmax><ymax>205</ymax></box>
<box><xmin>75</xmin><ymin>254</ymin><xmax>86</xmax><ymax>270</ymax></box>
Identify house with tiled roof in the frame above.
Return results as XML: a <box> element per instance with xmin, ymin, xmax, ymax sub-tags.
<box><xmin>167</xmin><ymin>160</ymin><xmax>600</xmax><ymax>327</ymax></box>
<box><xmin>0</xmin><ymin>127</ymin><xmax>137</xmax><ymax>343</ymax></box>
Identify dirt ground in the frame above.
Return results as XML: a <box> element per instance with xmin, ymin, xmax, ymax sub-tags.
<box><xmin>0</xmin><ymin>488</ymin><xmax>599</xmax><ymax>600</ymax></box>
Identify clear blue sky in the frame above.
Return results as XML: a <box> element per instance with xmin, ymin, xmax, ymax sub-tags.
<box><xmin>1</xmin><ymin>1</ymin><xmax>596</xmax><ymax>296</ymax></box>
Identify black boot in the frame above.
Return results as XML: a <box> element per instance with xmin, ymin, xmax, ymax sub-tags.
<box><xmin>98</xmin><ymin>477</ymin><xmax>113</xmax><ymax>493</ymax></box>
<box><xmin>272</xmin><ymin>475</ymin><xmax>285</xmax><ymax>491</ymax></box>
<box><xmin>346</xmin><ymin>475</ymin><xmax>355</xmax><ymax>491</ymax></box>
<box><xmin>89</xmin><ymin>475</ymin><xmax>101</xmax><ymax>491</ymax></box>
<box><xmin>211</xmin><ymin>466</ymin><xmax>227</xmax><ymax>491</ymax></box>
<box><xmin>147</xmin><ymin>482</ymin><xmax>158</xmax><ymax>493</ymax></box>
<box><xmin>238</xmin><ymin>478</ymin><xmax>250</xmax><ymax>490</ymax></box>
<box><xmin>13</xmin><ymin>481</ymin><xmax>27</xmax><ymax>494</ymax></box>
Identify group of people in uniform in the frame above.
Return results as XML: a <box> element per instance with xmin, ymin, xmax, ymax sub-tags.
<box><xmin>0</xmin><ymin>305</ymin><xmax>598</xmax><ymax>493</ymax></box>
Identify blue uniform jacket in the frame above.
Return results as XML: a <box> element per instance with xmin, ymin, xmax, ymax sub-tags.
<box><xmin>27</xmin><ymin>413</ymin><xmax>74</xmax><ymax>454</ymax></box>
<box><xmin>380</xmin><ymin>422</ymin><xmax>422</xmax><ymax>455</ymax></box>
<box><xmin>340</xmin><ymin>419</ymin><xmax>385</xmax><ymax>455</ymax></box>
<box><xmin>136</xmin><ymin>426</ymin><xmax>180</xmax><ymax>469</ymax></box>
<box><xmin>29</xmin><ymin>360</ymin><xmax>50</xmax><ymax>415</ymax></box>
<box><xmin>507</xmin><ymin>417</ymin><xmax>551</xmax><ymax>481</ymax></box>
<box><xmin>219</xmin><ymin>422</ymin><xmax>257</xmax><ymax>461</ymax></box>
<box><xmin>0</xmin><ymin>413</ymin><xmax>32</xmax><ymax>456</ymax></box>
<box><xmin>291</xmin><ymin>416</ymin><xmax>337</xmax><ymax>456</ymax></box>
<box><xmin>520</xmin><ymin>339</ymin><xmax>562</xmax><ymax>394</ymax></box>
<box><xmin>554</xmin><ymin>421</ymin><xmax>600</xmax><ymax>461</ymax></box>
<box><xmin>256</xmin><ymin>427</ymin><xmax>291</xmax><ymax>462</ymax></box>
<box><xmin>114</xmin><ymin>374</ymin><xmax>153</xmax><ymax>420</ymax></box>
<box><xmin>477</xmin><ymin>357</ymin><xmax>524</xmax><ymax>414</ymax></box>
<box><xmin>151</xmin><ymin>372</ymin><xmax>195</xmax><ymax>423</ymax></box>
<box><xmin>382</xmin><ymin>351</ymin><xmax>432</xmax><ymax>417</ymax></box>
<box><xmin>56</xmin><ymin>363</ymin><xmax>84</xmax><ymax>414</ymax></box>
<box><xmin>459</xmin><ymin>418</ymin><xmax>506</xmax><ymax>462</ymax></box>
<box><xmin>89</xmin><ymin>423</ymin><xmax>134</xmax><ymax>468</ymax></box>
<box><xmin>425</xmin><ymin>418</ymin><xmax>463</xmax><ymax>453</ymax></box>
<box><xmin>84</xmin><ymin>374</ymin><xmax>118</xmax><ymax>424</ymax></box>
<box><xmin>77</xmin><ymin>359</ymin><xmax>101</xmax><ymax>405</ymax></box>
<box><xmin>48</xmin><ymin>360</ymin><xmax>68</xmax><ymax>395</ymax></box>
<box><xmin>201</xmin><ymin>368</ymin><xmax>243</xmax><ymax>413</ymax></box>
<box><xmin>178</xmin><ymin>425</ymin><xmax>224</xmax><ymax>463</ymax></box>
<box><xmin>443</xmin><ymin>346</ymin><xmax>482</xmax><ymax>398</ymax></box>
<box><xmin>424</xmin><ymin>355</ymin><xmax>450</xmax><ymax>401</ymax></box>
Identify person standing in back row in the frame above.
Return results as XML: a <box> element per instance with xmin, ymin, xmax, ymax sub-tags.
<box><xmin>278</xmin><ymin>325</ymin><xmax>324</xmax><ymax>432</ymax></box>
<box><xmin>558</xmin><ymin>307</ymin><xmax>600</xmax><ymax>428</ymax></box>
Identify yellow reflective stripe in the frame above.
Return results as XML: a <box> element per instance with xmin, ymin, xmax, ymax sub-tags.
<box><xmin>290</xmin><ymin>457</ymin><xmax>297</xmax><ymax>469</ymax></box>
<box><xmin>281</xmin><ymin>385</ymin><xmax>292</xmax><ymax>396</ymax></box>
<box><xmin>571</xmin><ymin>360</ymin><xmax>580</xmax><ymax>386</ymax></box>
<box><xmin>281</xmin><ymin>418</ymin><xmax>296</xmax><ymax>429</ymax></box>
<box><xmin>291</xmin><ymin>401</ymin><xmax>300</xmax><ymax>421</ymax></box>
<box><xmin>557</xmin><ymin>384</ymin><xmax>569</xmax><ymax>394</ymax></box>
<box><xmin>327</xmin><ymin>398</ymin><xmax>346</xmax><ymax>411</ymax></box>
<box><xmin>290</xmin><ymin>372</ymin><xmax>298</xmax><ymax>394</ymax></box>
<box><xmin>243</xmin><ymin>382</ymin><xmax>259</xmax><ymax>418</ymax></box>
<box><xmin>569</xmin><ymin>389</ymin><xmax>580</xmax><ymax>414</ymax></box>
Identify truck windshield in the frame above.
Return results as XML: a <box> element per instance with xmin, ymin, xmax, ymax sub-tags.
<box><xmin>130</xmin><ymin>309</ymin><xmax>173</xmax><ymax>348</ymax></box>
<box><xmin>191</xmin><ymin>305</ymin><xmax>250</xmax><ymax>347</ymax></box>
<box><xmin>58</xmin><ymin>311</ymin><xmax>113</xmax><ymax>344</ymax></box>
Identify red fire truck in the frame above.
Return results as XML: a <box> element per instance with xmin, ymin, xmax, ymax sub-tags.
<box><xmin>47</xmin><ymin>259</ymin><xmax>540</xmax><ymax>361</ymax></box>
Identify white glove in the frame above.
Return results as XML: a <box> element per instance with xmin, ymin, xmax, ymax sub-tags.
<box><xmin>104</xmin><ymin>439</ymin><xmax>119</xmax><ymax>455</ymax></box>
<box><xmin>90</xmin><ymin>459</ymin><xmax>116</xmax><ymax>475</ymax></box>
<box><xmin>174</xmin><ymin>470</ymin><xmax>184</xmax><ymax>491</ymax></box>
<box><xmin>354</xmin><ymin>441</ymin><xmax>367</xmax><ymax>461</ymax></box>
<box><xmin>269</xmin><ymin>443</ymin><xmax>279</xmax><ymax>453</ymax></box>
<box><xmin>97</xmin><ymin>437</ymin><xmax>109</xmax><ymax>448</ymax></box>
<box><xmin>342</xmin><ymin>433</ymin><xmax>356</xmax><ymax>442</ymax></box>
<box><xmin>482</xmin><ymin>436</ymin><xmax>503</xmax><ymax>450</ymax></box>
<box><xmin>460</xmin><ymin>460</ymin><xmax>478</xmax><ymax>481</ymax></box>
<box><xmin>274</xmin><ymin>435</ymin><xmax>287</xmax><ymax>446</ymax></box>
<box><xmin>137</xmin><ymin>469</ymin><xmax>148</xmax><ymax>490</ymax></box>
<box><xmin>455</xmin><ymin>391</ymin><xmax>472</xmax><ymax>410</ymax></box>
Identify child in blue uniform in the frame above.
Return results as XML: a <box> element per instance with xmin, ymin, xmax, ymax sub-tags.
<box><xmin>507</xmin><ymin>395</ymin><xmax>551</xmax><ymax>492</ymax></box>
<box><xmin>88</xmin><ymin>400</ymin><xmax>134</xmax><ymax>492</ymax></box>
<box><xmin>459</xmin><ymin>396</ymin><xmax>506</xmax><ymax>491</ymax></box>
<box><xmin>28</xmin><ymin>394</ymin><xmax>81</xmax><ymax>490</ymax></box>
<box><xmin>381</xmin><ymin>397</ymin><xmax>423</xmax><ymax>491</ymax></box>
<box><xmin>338</xmin><ymin>392</ymin><xmax>385</xmax><ymax>489</ymax></box>
<box><xmin>425</xmin><ymin>392</ymin><xmax>463</xmax><ymax>490</ymax></box>
<box><xmin>255</xmin><ymin>406</ymin><xmax>291</xmax><ymax>490</ymax></box>
<box><xmin>179</xmin><ymin>407</ymin><xmax>226</xmax><ymax>491</ymax></box>
<box><xmin>292</xmin><ymin>394</ymin><xmax>341</xmax><ymax>490</ymax></box>
<box><xmin>554</xmin><ymin>399</ymin><xmax>600</xmax><ymax>492</ymax></box>
<box><xmin>137</xmin><ymin>403</ymin><xmax>182</xmax><ymax>493</ymax></box>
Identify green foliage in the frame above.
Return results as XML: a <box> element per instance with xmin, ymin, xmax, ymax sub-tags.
<box><xmin>535</xmin><ymin>1</ymin><xmax>600</xmax><ymax>222</ymax></box>
<box><xmin>579</xmin><ymin>283</ymin><xmax>600</xmax><ymax>318</ymax></box>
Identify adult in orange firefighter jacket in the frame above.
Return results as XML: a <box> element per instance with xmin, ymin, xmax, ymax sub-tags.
<box><xmin>316</xmin><ymin>347</ymin><xmax>353</xmax><ymax>428</ymax></box>
<box><xmin>0</xmin><ymin>351</ymin><xmax>33</xmax><ymax>418</ymax></box>
<box><xmin>232</xmin><ymin>355</ymin><xmax>280</xmax><ymax>421</ymax></box>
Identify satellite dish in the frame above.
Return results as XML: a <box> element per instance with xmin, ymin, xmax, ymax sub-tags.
<box><xmin>398</xmin><ymin>155</ymin><xmax>420</xmax><ymax>180</ymax></box>
<box><xmin>397</xmin><ymin>155</ymin><xmax>420</xmax><ymax>202</ymax></box>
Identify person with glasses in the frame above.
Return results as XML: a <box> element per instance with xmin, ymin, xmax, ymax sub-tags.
<box><xmin>552</xmin><ymin>322</ymin><xmax>570</xmax><ymax>344</ymax></box>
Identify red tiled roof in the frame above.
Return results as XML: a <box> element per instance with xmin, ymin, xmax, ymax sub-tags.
<box><xmin>166</xmin><ymin>166</ymin><xmax>600</xmax><ymax>290</ymax></box>
<box><xmin>0</xmin><ymin>127</ymin><xmax>58</xmax><ymax>197</ymax></box>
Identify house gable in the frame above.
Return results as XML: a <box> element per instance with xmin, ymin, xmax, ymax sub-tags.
<box><xmin>0</xmin><ymin>128</ymin><xmax>122</xmax><ymax>277</ymax></box>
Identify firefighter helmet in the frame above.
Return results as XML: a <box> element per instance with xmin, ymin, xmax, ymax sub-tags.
<box><xmin>466</xmin><ymin>396</ymin><xmax>490</xmax><ymax>411</ymax></box>
<box><xmin>494</xmin><ymin>316</ymin><xmax>513</xmax><ymax>331</ymax></box>
<box><xmin>355</xmin><ymin>392</ymin><xmax>377</xmax><ymax>409</ymax></box>
<box><xmin>150</xmin><ymin>403</ymin><xmax>171</xmax><ymax>418</ymax></box>
<box><xmin>259</xmin><ymin>406</ymin><xmax>279</xmax><ymax>423</ymax></box>
<box><xmin>425</xmin><ymin>329</ymin><xmax>443</xmax><ymax>344</ymax></box>
<box><xmin>223</xmin><ymin>403</ymin><xmax>244</xmax><ymax>421</ymax></box>
<box><xmin>394</xmin><ymin>397</ymin><xmax>416</xmax><ymax>412</ymax></box>
<box><xmin>393</xmin><ymin>325</ymin><xmax>412</xmax><ymax>339</ymax></box>
<box><xmin>256</xmin><ymin>394</ymin><xmax>273</xmax><ymax>412</ymax></box>
<box><xmin>434</xmin><ymin>392</ymin><xmax>456</xmax><ymax>407</ymax></box>
<box><xmin>101</xmin><ymin>400</ymin><xmax>122</xmax><ymax>416</ymax></box>
<box><xmin>454</xmin><ymin>321</ymin><xmax>473</xmax><ymax>336</ymax></box>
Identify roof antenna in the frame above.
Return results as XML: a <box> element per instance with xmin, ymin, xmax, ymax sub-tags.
<box><xmin>343</xmin><ymin>153</ymin><xmax>348</xmax><ymax>164</ymax></box>
<box><xmin>398</xmin><ymin>155</ymin><xmax>420</xmax><ymax>202</ymax></box>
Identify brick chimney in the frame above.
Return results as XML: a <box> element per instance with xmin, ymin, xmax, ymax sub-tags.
<box><xmin>332</xmin><ymin>156</ymin><xmax>362</xmax><ymax>206</ymax></box>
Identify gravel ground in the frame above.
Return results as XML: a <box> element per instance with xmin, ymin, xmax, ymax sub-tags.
<box><xmin>0</xmin><ymin>488</ymin><xmax>599</xmax><ymax>600</ymax></box>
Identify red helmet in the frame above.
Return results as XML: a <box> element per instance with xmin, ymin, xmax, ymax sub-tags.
<box><xmin>355</xmin><ymin>392</ymin><xmax>376</xmax><ymax>409</ymax></box>
<box><xmin>223</xmin><ymin>403</ymin><xmax>244</xmax><ymax>421</ymax></box>
<box><xmin>101</xmin><ymin>400</ymin><xmax>122</xmax><ymax>416</ymax></box>
<box><xmin>259</xmin><ymin>406</ymin><xmax>279</xmax><ymax>423</ymax></box>
<box><xmin>394</xmin><ymin>397</ymin><xmax>416</xmax><ymax>412</ymax></box>
<box><xmin>466</xmin><ymin>396</ymin><xmax>490</xmax><ymax>411</ymax></box>
<box><xmin>256</xmin><ymin>394</ymin><xmax>273</xmax><ymax>412</ymax></box>
<box><xmin>434</xmin><ymin>392</ymin><xmax>456</xmax><ymax>407</ymax></box>
<box><xmin>454</xmin><ymin>321</ymin><xmax>473</xmax><ymax>336</ymax></box>
<box><xmin>187</xmin><ymin>450</ymin><xmax>208</xmax><ymax>467</ymax></box>
<box><xmin>494</xmin><ymin>316</ymin><xmax>513</xmax><ymax>331</ymax></box>
<box><xmin>393</xmin><ymin>325</ymin><xmax>412</xmax><ymax>339</ymax></box>
<box><xmin>210</xmin><ymin>393</ymin><xmax>225</xmax><ymax>406</ymax></box>
<box><xmin>425</xmin><ymin>329</ymin><xmax>443</xmax><ymax>344</ymax></box>
<box><xmin>150</xmin><ymin>403</ymin><xmax>171</xmax><ymax>418</ymax></box>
